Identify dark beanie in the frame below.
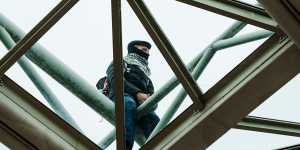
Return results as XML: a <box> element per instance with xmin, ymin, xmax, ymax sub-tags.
<box><xmin>127</xmin><ymin>40</ymin><xmax>151</xmax><ymax>53</ymax></box>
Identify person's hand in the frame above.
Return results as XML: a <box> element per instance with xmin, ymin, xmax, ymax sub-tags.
<box><xmin>136</xmin><ymin>92</ymin><xmax>149</xmax><ymax>104</ymax></box>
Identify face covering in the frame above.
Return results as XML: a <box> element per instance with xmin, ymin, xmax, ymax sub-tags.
<box><xmin>128</xmin><ymin>46</ymin><xmax>149</xmax><ymax>60</ymax></box>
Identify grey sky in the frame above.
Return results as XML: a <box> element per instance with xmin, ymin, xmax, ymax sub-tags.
<box><xmin>1</xmin><ymin>0</ymin><xmax>300</xmax><ymax>149</ymax></box>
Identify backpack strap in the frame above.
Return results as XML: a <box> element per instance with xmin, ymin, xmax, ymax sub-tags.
<box><xmin>96</xmin><ymin>76</ymin><xmax>107</xmax><ymax>90</ymax></box>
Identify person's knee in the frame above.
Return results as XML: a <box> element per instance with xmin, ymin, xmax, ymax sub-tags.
<box><xmin>147</xmin><ymin>112</ymin><xmax>160</xmax><ymax>125</ymax></box>
<box><xmin>152</xmin><ymin>114</ymin><xmax>160</xmax><ymax>125</ymax></box>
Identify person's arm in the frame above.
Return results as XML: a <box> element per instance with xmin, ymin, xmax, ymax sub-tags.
<box><xmin>147</xmin><ymin>79</ymin><xmax>154</xmax><ymax>95</ymax></box>
<box><xmin>147</xmin><ymin>79</ymin><xmax>158</xmax><ymax>110</ymax></box>
<box><xmin>106</xmin><ymin>63</ymin><xmax>142</xmax><ymax>97</ymax></box>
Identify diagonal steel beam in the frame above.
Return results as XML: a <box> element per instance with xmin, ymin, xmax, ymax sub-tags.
<box><xmin>258</xmin><ymin>0</ymin><xmax>300</xmax><ymax>49</ymax></box>
<box><xmin>127</xmin><ymin>0</ymin><xmax>205</xmax><ymax>108</ymax></box>
<box><xmin>142</xmin><ymin>34</ymin><xmax>300</xmax><ymax>149</ymax></box>
<box><xmin>176</xmin><ymin>0</ymin><xmax>280</xmax><ymax>32</ymax></box>
<box><xmin>111</xmin><ymin>0</ymin><xmax>125</xmax><ymax>149</ymax></box>
<box><xmin>0</xmin><ymin>75</ymin><xmax>100</xmax><ymax>150</ymax></box>
<box><xmin>236</xmin><ymin>116</ymin><xmax>300</xmax><ymax>138</ymax></box>
<box><xmin>275</xmin><ymin>144</ymin><xmax>300</xmax><ymax>150</ymax></box>
<box><xmin>0</xmin><ymin>0</ymin><xmax>78</xmax><ymax>76</ymax></box>
<box><xmin>0</xmin><ymin>121</ymin><xmax>37</xmax><ymax>150</ymax></box>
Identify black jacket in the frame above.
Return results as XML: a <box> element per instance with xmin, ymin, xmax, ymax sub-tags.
<box><xmin>106</xmin><ymin>62</ymin><xmax>154</xmax><ymax>102</ymax></box>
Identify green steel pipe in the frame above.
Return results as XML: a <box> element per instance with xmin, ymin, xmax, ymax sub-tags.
<box><xmin>147</xmin><ymin>21</ymin><xmax>248</xmax><ymax>140</ymax></box>
<box><xmin>98</xmin><ymin>130</ymin><xmax>116</xmax><ymax>149</ymax></box>
<box><xmin>212</xmin><ymin>30</ymin><xmax>273</xmax><ymax>51</ymax></box>
<box><xmin>0</xmin><ymin>27</ymin><xmax>82</xmax><ymax>132</ymax></box>
<box><xmin>23</xmin><ymin>42</ymin><xmax>116</xmax><ymax>122</ymax></box>
<box><xmin>0</xmin><ymin>13</ymin><xmax>116</xmax><ymax>124</ymax></box>
<box><xmin>218</xmin><ymin>21</ymin><xmax>247</xmax><ymax>40</ymax></box>
<box><xmin>238</xmin><ymin>116</ymin><xmax>300</xmax><ymax>137</ymax></box>
<box><xmin>99</xmin><ymin>21</ymin><xmax>247</xmax><ymax>148</ymax></box>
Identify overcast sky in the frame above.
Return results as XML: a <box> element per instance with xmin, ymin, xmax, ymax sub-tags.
<box><xmin>1</xmin><ymin>0</ymin><xmax>300</xmax><ymax>149</ymax></box>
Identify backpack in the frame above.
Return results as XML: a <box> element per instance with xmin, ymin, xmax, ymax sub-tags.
<box><xmin>96</xmin><ymin>62</ymin><xmax>128</xmax><ymax>96</ymax></box>
<box><xmin>96</xmin><ymin>76</ymin><xmax>110</xmax><ymax>96</ymax></box>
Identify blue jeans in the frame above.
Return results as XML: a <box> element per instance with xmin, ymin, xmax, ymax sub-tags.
<box><xmin>122</xmin><ymin>95</ymin><xmax>160</xmax><ymax>150</ymax></box>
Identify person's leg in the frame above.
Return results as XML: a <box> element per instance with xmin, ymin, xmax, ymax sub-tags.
<box><xmin>123</xmin><ymin>95</ymin><xmax>137</xmax><ymax>150</ymax></box>
<box><xmin>136</xmin><ymin>111</ymin><xmax>160</xmax><ymax>139</ymax></box>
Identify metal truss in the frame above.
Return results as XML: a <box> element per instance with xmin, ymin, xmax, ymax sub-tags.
<box><xmin>258</xmin><ymin>0</ymin><xmax>300</xmax><ymax>49</ymax></box>
<box><xmin>0</xmin><ymin>75</ymin><xmax>99</xmax><ymax>150</ymax></box>
<box><xmin>142</xmin><ymin>34</ymin><xmax>300</xmax><ymax>150</ymax></box>
<box><xmin>0</xmin><ymin>0</ymin><xmax>300</xmax><ymax>150</ymax></box>
<box><xmin>0</xmin><ymin>0</ymin><xmax>78</xmax><ymax>76</ymax></box>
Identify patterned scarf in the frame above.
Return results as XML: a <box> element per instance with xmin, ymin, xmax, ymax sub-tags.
<box><xmin>124</xmin><ymin>53</ymin><xmax>151</xmax><ymax>76</ymax></box>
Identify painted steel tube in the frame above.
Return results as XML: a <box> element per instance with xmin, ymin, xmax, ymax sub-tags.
<box><xmin>212</xmin><ymin>30</ymin><xmax>273</xmax><ymax>50</ymax></box>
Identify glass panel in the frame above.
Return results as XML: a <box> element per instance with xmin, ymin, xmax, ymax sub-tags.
<box><xmin>250</xmin><ymin>74</ymin><xmax>300</xmax><ymax>122</ymax></box>
<box><xmin>208</xmin><ymin>129</ymin><xmax>300</xmax><ymax>150</ymax></box>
